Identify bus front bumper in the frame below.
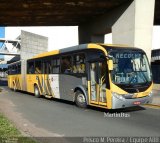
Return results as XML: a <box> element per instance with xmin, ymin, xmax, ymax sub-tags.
<box><xmin>112</xmin><ymin>93</ymin><xmax>153</xmax><ymax>109</ymax></box>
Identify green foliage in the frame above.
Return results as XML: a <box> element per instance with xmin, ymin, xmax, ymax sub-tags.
<box><xmin>0</xmin><ymin>114</ymin><xmax>36</xmax><ymax>143</ymax></box>
<box><xmin>0</xmin><ymin>114</ymin><xmax>20</xmax><ymax>137</ymax></box>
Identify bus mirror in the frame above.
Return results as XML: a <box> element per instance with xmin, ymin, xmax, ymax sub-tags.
<box><xmin>108</xmin><ymin>60</ymin><xmax>113</xmax><ymax>71</ymax></box>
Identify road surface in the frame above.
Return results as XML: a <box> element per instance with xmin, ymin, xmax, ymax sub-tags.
<box><xmin>0</xmin><ymin>86</ymin><xmax>160</xmax><ymax>139</ymax></box>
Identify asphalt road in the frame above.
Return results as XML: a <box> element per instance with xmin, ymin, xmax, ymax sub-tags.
<box><xmin>0</xmin><ymin>86</ymin><xmax>160</xmax><ymax>137</ymax></box>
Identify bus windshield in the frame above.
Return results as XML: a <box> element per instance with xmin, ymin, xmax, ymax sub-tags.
<box><xmin>110</xmin><ymin>50</ymin><xmax>152</xmax><ymax>85</ymax></box>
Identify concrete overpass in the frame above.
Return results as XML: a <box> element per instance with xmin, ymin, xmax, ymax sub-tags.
<box><xmin>0</xmin><ymin>31</ymin><xmax>48</xmax><ymax>65</ymax></box>
<box><xmin>0</xmin><ymin>52</ymin><xmax>20</xmax><ymax>56</ymax></box>
<box><xmin>0</xmin><ymin>0</ymin><xmax>159</xmax><ymax>59</ymax></box>
<box><xmin>0</xmin><ymin>38</ymin><xmax>20</xmax><ymax>56</ymax></box>
<box><xmin>0</xmin><ymin>0</ymin><xmax>159</xmax><ymax>26</ymax></box>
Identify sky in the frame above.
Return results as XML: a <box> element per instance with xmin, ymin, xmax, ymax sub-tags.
<box><xmin>1</xmin><ymin>26</ymin><xmax>160</xmax><ymax>51</ymax></box>
<box><xmin>5</xmin><ymin>26</ymin><xmax>78</xmax><ymax>51</ymax></box>
<box><xmin>152</xmin><ymin>26</ymin><xmax>160</xmax><ymax>49</ymax></box>
<box><xmin>4</xmin><ymin>26</ymin><xmax>113</xmax><ymax>51</ymax></box>
<box><xmin>0</xmin><ymin>27</ymin><xmax>5</xmax><ymax>47</ymax></box>
<box><xmin>0</xmin><ymin>27</ymin><xmax>5</xmax><ymax>59</ymax></box>
<box><xmin>0</xmin><ymin>27</ymin><xmax>5</xmax><ymax>38</ymax></box>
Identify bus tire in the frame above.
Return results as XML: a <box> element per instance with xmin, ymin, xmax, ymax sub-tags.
<box><xmin>13</xmin><ymin>83</ymin><xmax>17</xmax><ymax>92</ymax></box>
<box><xmin>75</xmin><ymin>90</ymin><xmax>87</xmax><ymax>108</ymax></box>
<box><xmin>34</xmin><ymin>85</ymin><xmax>41</xmax><ymax>98</ymax></box>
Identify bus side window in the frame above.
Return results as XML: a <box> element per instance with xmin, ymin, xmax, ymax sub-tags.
<box><xmin>13</xmin><ymin>65</ymin><xmax>16</xmax><ymax>74</ymax></box>
<box><xmin>16</xmin><ymin>64</ymin><xmax>19</xmax><ymax>74</ymax></box>
<box><xmin>10</xmin><ymin>65</ymin><xmax>13</xmax><ymax>75</ymax></box>
<box><xmin>73</xmin><ymin>53</ymin><xmax>85</xmax><ymax>73</ymax></box>
<box><xmin>35</xmin><ymin>61</ymin><xmax>42</xmax><ymax>74</ymax></box>
<box><xmin>27</xmin><ymin>61</ymin><xmax>35</xmax><ymax>74</ymax></box>
<box><xmin>52</xmin><ymin>58</ymin><xmax>60</xmax><ymax>74</ymax></box>
<box><xmin>14</xmin><ymin>64</ymin><xmax>17</xmax><ymax>74</ymax></box>
<box><xmin>45</xmin><ymin>60</ymin><xmax>52</xmax><ymax>74</ymax></box>
<box><xmin>18</xmin><ymin>63</ymin><xmax>21</xmax><ymax>74</ymax></box>
<box><xmin>61</xmin><ymin>56</ymin><xmax>72</xmax><ymax>74</ymax></box>
<box><xmin>48</xmin><ymin>61</ymin><xmax>52</xmax><ymax>74</ymax></box>
<box><xmin>8</xmin><ymin>66</ymin><xmax>10</xmax><ymax>75</ymax></box>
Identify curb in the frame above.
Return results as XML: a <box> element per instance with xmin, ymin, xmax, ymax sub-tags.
<box><xmin>143</xmin><ymin>104</ymin><xmax>160</xmax><ymax>108</ymax></box>
<box><xmin>152</xmin><ymin>90</ymin><xmax>159</xmax><ymax>93</ymax></box>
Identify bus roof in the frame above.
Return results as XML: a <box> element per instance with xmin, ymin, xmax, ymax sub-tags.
<box><xmin>30</xmin><ymin>43</ymin><xmax>141</xmax><ymax>60</ymax></box>
<box><xmin>31</xmin><ymin>44</ymin><xmax>89</xmax><ymax>59</ymax></box>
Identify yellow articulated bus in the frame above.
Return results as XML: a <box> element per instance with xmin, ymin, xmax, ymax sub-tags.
<box><xmin>8</xmin><ymin>43</ymin><xmax>153</xmax><ymax>109</ymax></box>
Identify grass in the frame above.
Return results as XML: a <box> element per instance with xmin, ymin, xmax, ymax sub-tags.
<box><xmin>0</xmin><ymin>113</ymin><xmax>36</xmax><ymax>143</ymax></box>
<box><xmin>0</xmin><ymin>114</ymin><xmax>20</xmax><ymax>137</ymax></box>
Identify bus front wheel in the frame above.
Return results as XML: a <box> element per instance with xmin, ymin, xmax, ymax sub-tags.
<box><xmin>75</xmin><ymin>90</ymin><xmax>87</xmax><ymax>108</ymax></box>
<box><xmin>34</xmin><ymin>85</ymin><xmax>41</xmax><ymax>98</ymax></box>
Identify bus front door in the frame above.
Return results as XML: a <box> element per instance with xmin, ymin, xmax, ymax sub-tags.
<box><xmin>89</xmin><ymin>62</ymin><xmax>107</xmax><ymax>106</ymax></box>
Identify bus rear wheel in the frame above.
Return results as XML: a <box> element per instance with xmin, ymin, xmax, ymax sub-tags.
<box><xmin>75</xmin><ymin>90</ymin><xmax>87</xmax><ymax>108</ymax></box>
<box><xmin>34</xmin><ymin>85</ymin><xmax>41</xmax><ymax>98</ymax></box>
<box><xmin>13</xmin><ymin>83</ymin><xmax>17</xmax><ymax>92</ymax></box>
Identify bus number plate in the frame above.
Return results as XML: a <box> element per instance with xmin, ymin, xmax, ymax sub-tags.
<box><xmin>133</xmin><ymin>101</ymin><xmax>141</xmax><ymax>105</ymax></box>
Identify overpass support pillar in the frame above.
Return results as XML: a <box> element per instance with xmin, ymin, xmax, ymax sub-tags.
<box><xmin>78</xmin><ymin>25</ymin><xmax>104</xmax><ymax>44</ymax></box>
<box><xmin>112</xmin><ymin>0</ymin><xmax>155</xmax><ymax>61</ymax></box>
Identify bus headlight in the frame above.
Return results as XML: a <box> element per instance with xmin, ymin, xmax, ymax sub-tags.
<box><xmin>112</xmin><ymin>92</ymin><xmax>125</xmax><ymax>101</ymax></box>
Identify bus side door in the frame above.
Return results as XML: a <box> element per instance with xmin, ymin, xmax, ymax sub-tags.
<box><xmin>89</xmin><ymin>61</ymin><xmax>107</xmax><ymax>106</ymax></box>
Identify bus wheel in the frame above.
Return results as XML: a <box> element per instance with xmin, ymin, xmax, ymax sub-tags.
<box><xmin>13</xmin><ymin>83</ymin><xmax>17</xmax><ymax>92</ymax></box>
<box><xmin>75</xmin><ymin>90</ymin><xmax>87</xmax><ymax>108</ymax></box>
<box><xmin>34</xmin><ymin>85</ymin><xmax>41</xmax><ymax>98</ymax></box>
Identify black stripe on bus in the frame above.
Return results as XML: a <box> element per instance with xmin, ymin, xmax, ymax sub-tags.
<box><xmin>44</xmin><ymin>78</ymin><xmax>50</xmax><ymax>95</ymax></box>
<box><xmin>17</xmin><ymin>77</ymin><xmax>21</xmax><ymax>90</ymax></box>
<box><xmin>47</xmin><ymin>77</ymin><xmax>52</xmax><ymax>96</ymax></box>
<box><xmin>37</xmin><ymin>76</ymin><xmax>43</xmax><ymax>93</ymax></box>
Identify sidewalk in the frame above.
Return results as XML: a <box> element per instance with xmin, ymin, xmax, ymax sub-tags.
<box><xmin>151</xmin><ymin>90</ymin><xmax>160</xmax><ymax>106</ymax></box>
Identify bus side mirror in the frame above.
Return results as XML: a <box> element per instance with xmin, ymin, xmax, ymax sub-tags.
<box><xmin>108</xmin><ymin>59</ymin><xmax>113</xmax><ymax>71</ymax></box>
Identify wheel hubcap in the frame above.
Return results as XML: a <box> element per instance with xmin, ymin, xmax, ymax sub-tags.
<box><xmin>35</xmin><ymin>88</ymin><xmax>39</xmax><ymax>95</ymax></box>
<box><xmin>14</xmin><ymin>85</ymin><xmax>16</xmax><ymax>91</ymax></box>
<box><xmin>77</xmin><ymin>94</ymin><xmax>85</xmax><ymax>103</ymax></box>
